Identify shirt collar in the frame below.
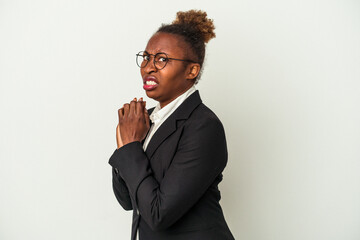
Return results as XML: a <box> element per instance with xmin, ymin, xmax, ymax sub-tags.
<box><xmin>150</xmin><ymin>85</ymin><xmax>196</xmax><ymax>123</ymax></box>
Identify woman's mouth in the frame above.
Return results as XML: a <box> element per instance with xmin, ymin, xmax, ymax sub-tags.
<box><xmin>143</xmin><ymin>76</ymin><xmax>159</xmax><ymax>91</ymax></box>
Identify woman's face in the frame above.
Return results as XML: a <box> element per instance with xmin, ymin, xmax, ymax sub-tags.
<box><xmin>141</xmin><ymin>32</ymin><xmax>196</xmax><ymax>108</ymax></box>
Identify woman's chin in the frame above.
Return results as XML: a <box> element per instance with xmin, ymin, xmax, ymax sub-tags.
<box><xmin>144</xmin><ymin>90</ymin><xmax>159</xmax><ymax>101</ymax></box>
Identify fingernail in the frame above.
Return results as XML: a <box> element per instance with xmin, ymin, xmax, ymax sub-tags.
<box><xmin>140</xmin><ymin>97</ymin><xmax>143</xmax><ymax>101</ymax></box>
<box><xmin>134</xmin><ymin>97</ymin><xmax>137</xmax><ymax>101</ymax></box>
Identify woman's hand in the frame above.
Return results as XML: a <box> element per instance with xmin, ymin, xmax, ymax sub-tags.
<box><xmin>117</xmin><ymin>98</ymin><xmax>150</xmax><ymax>147</ymax></box>
<box><xmin>116</xmin><ymin>124</ymin><xmax>123</xmax><ymax>149</ymax></box>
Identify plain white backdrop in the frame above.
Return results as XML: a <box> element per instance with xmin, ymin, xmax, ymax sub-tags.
<box><xmin>0</xmin><ymin>0</ymin><xmax>359</xmax><ymax>239</ymax></box>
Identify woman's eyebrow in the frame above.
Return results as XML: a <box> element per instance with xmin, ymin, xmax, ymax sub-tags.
<box><xmin>144</xmin><ymin>49</ymin><xmax>169</xmax><ymax>55</ymax></box>
<box><xmin>143</xmin><ymin>51</ymin><xmax>172</xmax><ymax>58</ymax></box>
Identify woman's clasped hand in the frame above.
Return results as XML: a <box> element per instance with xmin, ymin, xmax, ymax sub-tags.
<box><xmin>116</xmin><ymin>97</ymin><xmax>150</xmax><ymax>149</ymax></box>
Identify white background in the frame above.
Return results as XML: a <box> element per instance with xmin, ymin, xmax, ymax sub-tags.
<box><xmin>1</xmin><ymin>0</ymin><xmax>359</xmax><ymax>239</ymax></box>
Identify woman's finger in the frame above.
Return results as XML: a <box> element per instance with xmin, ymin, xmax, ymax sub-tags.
<box><xmin>135</xmin><ymin>97</ymin><xmax>145</xmax><ymax>116</ymax></box>
<box><xmin>123</xmin><ymin>103</ymin><xmax>130</xmax><ymax>116</ymax></box>
<box><xmin>118</xmin><ymin>107</ymin><xmax>124</xmax><ymax>119</ymax></box>
<box><xmin>130</xmin><ymin>99</ymin><xmax>137</xmax><ymax>115</ymax></box>
<box><xmin>140</xmin><ymin>98</ymin><xmax>146</xmax><ymax>109</ymax></box>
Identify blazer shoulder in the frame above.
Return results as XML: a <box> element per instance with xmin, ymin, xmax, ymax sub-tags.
<box><xmin>191</xmin><ymin>103</ymin><xmax>224</xmax><ymax>124</ymax></box>
<box><xmin>185</xmin><ymin>103</ymin><xmax>226</xmax><ymax>134</ymax></box>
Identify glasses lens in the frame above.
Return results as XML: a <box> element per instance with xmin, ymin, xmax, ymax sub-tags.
<box><xmin>136</xmin><ymin>51</ymin><xmax>148</xmax><ymax>68</ymax></box>
<box><xmin>154</xmin><ymin>53</ymin><xmax>168</xmax><ymax>70</ymax></box>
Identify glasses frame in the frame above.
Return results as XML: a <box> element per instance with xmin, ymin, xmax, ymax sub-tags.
<box><xmin>136</xmin><ymin>51</ymin><xmax>198</xmax><ymax>70</ymax></box>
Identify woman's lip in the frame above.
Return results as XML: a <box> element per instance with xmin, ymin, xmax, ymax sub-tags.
<box><xmin>143</xmin><ymin>76</ymin><xmax>159</xmax><ymax>91</ymax></box>
<box><xmin>143</xmin><ymin>83</ymin><xmax>158</xmax><ymax>91</ymax></box>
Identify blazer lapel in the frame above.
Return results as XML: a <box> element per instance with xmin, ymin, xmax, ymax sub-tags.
<box><xmin>145</xmin><ymin>90</ymin><xmax>202</xmax><ymax>159</ymax></box>
<box><xmin>141</xmin><ymin>107</ymin><xmax>155</xmax><ymax>146</ymax></box>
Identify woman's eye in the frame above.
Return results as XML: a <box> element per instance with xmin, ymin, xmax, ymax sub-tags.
<box><xmin>158</xmin><ymin>57</ymin><xmax>168</xmax><ymax>62</ymax></box>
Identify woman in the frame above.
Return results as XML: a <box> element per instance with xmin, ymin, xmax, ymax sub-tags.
<box><xmin>109</xmin><ymin>10</ymin><xmax>235</xmax><ymax>240</ymax></box>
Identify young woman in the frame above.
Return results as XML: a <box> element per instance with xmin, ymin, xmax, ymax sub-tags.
<box><xmin>109</xmin><ymin>10</ymin><xmax>235</xmax><ymax>240</ymax></box>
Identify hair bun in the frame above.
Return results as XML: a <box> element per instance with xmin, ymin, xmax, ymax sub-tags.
<box><xmin>172</xmin><ymin>10</ymin><xmax>216</xmax><ymax>43</ymax></box>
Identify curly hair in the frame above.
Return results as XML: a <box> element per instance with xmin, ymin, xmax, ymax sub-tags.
<box><xmin>157</xmin><ymin>10</ymin><xmax>216</xmax><ymax>83</ymax></box>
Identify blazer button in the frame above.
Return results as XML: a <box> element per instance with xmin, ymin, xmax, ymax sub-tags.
<box><xmin>114</xmin><ymin>168</ymin><xmax>119</xmax><ymax>174</ymax></box>
<box><xmin>136</xmin><ymin>209</ymin><xmax>140</xmax><ymax>215</ymax></box>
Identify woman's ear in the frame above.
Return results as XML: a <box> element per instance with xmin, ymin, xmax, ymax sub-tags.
<box><xmin>186</xmin><ymin>64</ymin><xmax>201</xmax><ymax>80</ymax></box>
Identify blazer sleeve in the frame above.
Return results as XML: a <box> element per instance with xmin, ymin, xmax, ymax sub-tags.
<box><xmin>112</xmin><ymin>167</ymin><xmax>133</xmax><ymax>211</ymax></box>
<box><xmin>108</xmin><ymin>116</ymin><xmax>227</xmax><ymax>231</ymax></box>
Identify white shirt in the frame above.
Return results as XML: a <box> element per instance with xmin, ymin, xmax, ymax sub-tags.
<box><xmin>142</xmin><ymin>85</ymin><xmax>197</xmax><ymax>151</ymax></box>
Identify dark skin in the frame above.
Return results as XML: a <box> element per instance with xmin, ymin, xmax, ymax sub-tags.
<box><xmin>116</xmin><ymin>32</ymin><xmax>201</xmax><ymax>148</ymax></box>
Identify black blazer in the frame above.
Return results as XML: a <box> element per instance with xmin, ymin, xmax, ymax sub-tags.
<box><xmin>109</xmin><ymin>90</ymin><xmax>234</xmax><ymax>240</ymax></box>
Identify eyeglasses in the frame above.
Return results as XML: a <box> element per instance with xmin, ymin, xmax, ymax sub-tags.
<box><xmin>136</xmin><ymin>51</ymin><xmax>197</xmax><ymax>70</ymax></box>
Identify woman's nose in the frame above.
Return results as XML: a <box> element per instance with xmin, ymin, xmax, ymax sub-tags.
<box><xmin>144</xmin><ymin>58</ymin><xmax>157</xmax><ymax>73</ymax></box>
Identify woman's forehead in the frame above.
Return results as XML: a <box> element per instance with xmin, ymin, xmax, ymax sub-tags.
<box><xmin>145</xmin><ymin>33</ymin><xmax>184</xmax><ymax>55</ymax></box>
